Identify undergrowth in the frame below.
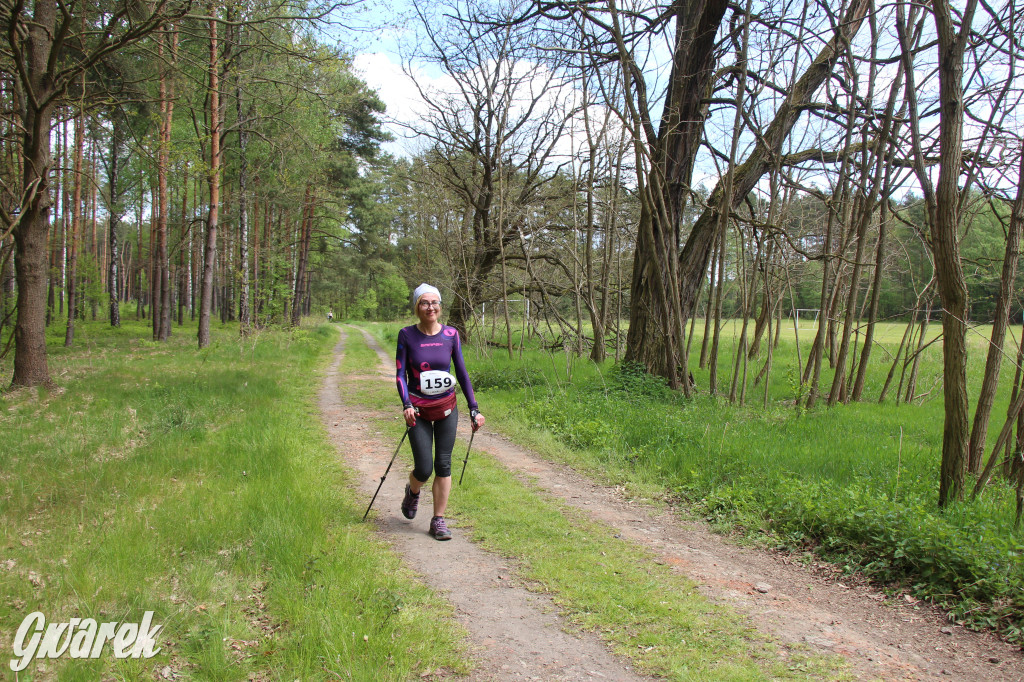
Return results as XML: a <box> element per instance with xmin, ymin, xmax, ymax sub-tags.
<box><xmin>467</xmin><ymin>336</ymin><xmax>1024</xmax><ymax>646</ymax></box>
<box><xmin>0</xmin><ymin>319</ymin><xmax>468</xmax><ymax>679</ymax></box>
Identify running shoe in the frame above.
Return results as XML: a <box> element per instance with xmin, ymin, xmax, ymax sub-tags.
<box><xmin>401</xmin><ymin>484</ymin><xmax>419</xmax><ymax>519</ymax></box>
<box><xmin>429</xmin><ymin>516</ymin><xmax>452</xmax><ymax>540</ymax></box>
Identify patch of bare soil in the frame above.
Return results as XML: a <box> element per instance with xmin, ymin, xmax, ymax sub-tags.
<box><xmin>329</xmin><ymin>326</ymin><xmax>1024</xmax><ymax>681</ymax></box>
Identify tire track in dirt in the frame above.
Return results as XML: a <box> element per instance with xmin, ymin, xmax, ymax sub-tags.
<box><xmin>348</xmin><ymin>325</ymin><xmax>1024</xmax><ymax>682</ymax></box>
<box><xmin>320</xmin><ymin>327</ymin><xmax>652</xmax><ymax>681</ymax></box>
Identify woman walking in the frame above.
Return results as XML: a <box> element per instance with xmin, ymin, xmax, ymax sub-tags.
<box><xmin>395</xmin><ymin>284</ymin><xmax>484</xmax><ymax>540</ymax></box>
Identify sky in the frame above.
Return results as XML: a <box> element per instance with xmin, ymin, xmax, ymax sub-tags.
<box><xmin>332</xmin><ymin>0</ymin><xmax>1021</xmax><ymax>197</ymax></box>
<box><xmin>330</xmin><ymin>0</ymin><xmax>447</xmax><ymax>158</ymax></box>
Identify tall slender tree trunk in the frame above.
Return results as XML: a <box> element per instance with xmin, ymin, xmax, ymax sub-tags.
<box><xmin>136</xmin><ymin>185</ymin><xmax>144</xmax><ymax>320</ymax></box>
<box><xmin>150</xmin><ymin>185</ymin><xmax>157</xmax><ymax>330</ymax></box>
<box><xmin>291</xmin><ymin>185</ymin><xmax>314</xmax><ymax>327</ymax></box>
<box><xmin>222</xmin><ymin>189</ymin><xmax>233</xmax><ymax>323</ymax></box>
<box><xmin>852</xmin><ymin>203</ymin><xmax>888</xmax><ymax>401</ymax></box>
<box><xmin>179</xmin><ymin>188</ymin><xmax>187</xmax><ymax>326</ymax></box>
<box><xmin>967</xmin><ymin>162</ymin><xmax>1024</xmax><ymax>473</ymax></box>
<box><xmin>903</xmin><ymin>300</ymin><xmax>932</xmax><ymax>404</ymax></box>
<box><xmin>708</xmin><ymin>218</ymin><xmax>727</xmax><ymax>394</ymax></box>
<box><xmin>58</xmin><ymin>118</ymin><xmax>68</xmax><ymax>318</ymax></box>
<box><xmin>65</xmin><ymin>102</ymin><xmax>85</xmax><ymax>347</ymax></box>
<box><xmin>47</xmin><ymin>118</ymin><xmax>62</xmax><ymax>328</ymax></box>
<box><xmin>1</xmin><ymin>238</ymin><xmax>14</xmax><ymax>341</ymax></box>
<box><xmin>237</xmin><ymin>83</ymin><xmax>251</xmax><ymax>331</ymax></box>
<box><xmin>699</xmin><ymin>230</ymin><xmax>717</xmax><ymax>369</ymax></box>
<box><xmin>930</xmin><ymin>0</ymin><xmax>977</xmax><ymax>507</ymax></box>
<box><xmin>107</xmin><ymin>116</ymin><xmax>122</xmax><ymax>328</ymax></box>
<box><xmin>199</xmin><ymin>2</ymin><xmax>221</xmax><ymax>349</ymax></box>
<box><xmin>156</xmin><ymin>26</ymin><xmax>175</xmax><ymax>341</ymax></box>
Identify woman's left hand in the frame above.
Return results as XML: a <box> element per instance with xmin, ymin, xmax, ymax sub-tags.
<box><xmin>471</xmin><ymin>412</ymin><xmax>485</xmax><ymax>432</ymax></box>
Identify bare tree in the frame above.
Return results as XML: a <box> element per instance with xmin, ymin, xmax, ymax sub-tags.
<box><xmin>897</xmin><ymin>0</ymin><xmax>979</xmax><ymax>506</ymax></box>
<box><xmin>403</xmin><ymin>0</ymin><xmax>571</xmax><ymax>340</ymax></box>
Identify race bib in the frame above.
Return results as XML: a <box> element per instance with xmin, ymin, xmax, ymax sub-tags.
<box><xmin>419</xmin><ymin>370</ymin><xmax>457</xmax><ymax>396</ymax></box>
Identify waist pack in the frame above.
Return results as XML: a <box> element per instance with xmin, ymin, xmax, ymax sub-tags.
<box><xmin>414</xmin><ymin>393</ymin><xmax>457</xmax><ymax>421</ymax></box>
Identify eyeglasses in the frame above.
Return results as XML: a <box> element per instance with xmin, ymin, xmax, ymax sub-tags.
<box><xmin>419</xmin><ymin>300</ymin><xmax>441</xmax><ymax>309</ymax></box>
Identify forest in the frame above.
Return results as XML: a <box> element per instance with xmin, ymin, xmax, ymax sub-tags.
<box><xmin>5</xmin><ymin>0</ymin><xmax>1021</xmax><ymax>503</ymax></box>
<box><xmin>2</xmin><ymin>0</ymin><xmax>1024</xmax><ymax>668</ymax></box>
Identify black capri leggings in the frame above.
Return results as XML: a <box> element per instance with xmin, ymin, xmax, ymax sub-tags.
<box><xmin>409</xmin><ymin>406</ymin><xmax>458</xmax><ymax>482</ymax></box>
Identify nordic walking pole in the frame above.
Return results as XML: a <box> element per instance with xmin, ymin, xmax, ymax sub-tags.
<box><xmin>363</xmin><ymin>427</ymin><xmax>411</xmax><ymax>521</ymax></box>
<box><xmin>458</xmin><ymin>410</ymin><xmax>480</xmax><ymax>486</ymax></box>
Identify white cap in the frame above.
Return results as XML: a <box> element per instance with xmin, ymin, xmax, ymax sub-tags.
<box><xmin>412</xmin><ymin>283</ymin><xmax>441</xmax><ymax>307</ymax></box>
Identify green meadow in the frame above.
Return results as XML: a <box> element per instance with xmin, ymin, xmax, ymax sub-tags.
<box><xmin>0</xmin><ymin>318</ymin><xmax>846</xmax><ymax>681</ymax></box>
<box><xmin>366</xmin><ymin>318</ymin><xmax>1024</xmax><ymax>643</ymax></box>
<box><xmin>0</xmin><ymin>319</ymin><xmax>467</xmax><ymax>680</ymax></box>
<box><xmin>1</xmin><ymin>313</ymin><xmax>1020</xmax><ymax>681</ymax></box>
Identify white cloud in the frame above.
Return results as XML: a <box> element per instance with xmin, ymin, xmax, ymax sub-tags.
<box><xmin>353</xmin><ymin>52</ymin><xmax>419</xmax><ymax>156</ymax></box>
<box><xmin>354</xmin><ymin>51</ymin><xmax>463</xmax><ymax>158</ymax></box>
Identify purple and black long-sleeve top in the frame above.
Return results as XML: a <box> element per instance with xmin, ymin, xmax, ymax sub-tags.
<box><xmin>396</xmin><ymin>324</ymin><xmax>479</xmax><ymax>411</ymax></box>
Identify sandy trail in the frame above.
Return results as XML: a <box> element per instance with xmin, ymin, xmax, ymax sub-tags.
<box><xmin>320</xmin><ymin>328</ymin><xmax>651</xmax><ymax>681</ymax></box>
<box><xmin>324</xmin><ymin>325</ymin><xmax>1024</xmax><ymax>681</ymax></box>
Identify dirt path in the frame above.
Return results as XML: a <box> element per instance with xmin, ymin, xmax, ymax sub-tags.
<box><xmin>325</xmin><ymin>326</ymin><xmax>1024</xmax><ymax>681</ymax></box>
<box><xmin>321</xmin><ymin>328</ymin><xmax>652</xmax><ymax>681</ymax></box>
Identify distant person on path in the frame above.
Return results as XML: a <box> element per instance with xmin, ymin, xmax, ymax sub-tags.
<box><xmin>327</xmin><ymin>310</ymin><xmax>334</xmax><ymax>322</ymax></box>
<box><xmin>395</xmin><ymin>283</ymin><xmax>484</xmax><ymax>540</ymax></box>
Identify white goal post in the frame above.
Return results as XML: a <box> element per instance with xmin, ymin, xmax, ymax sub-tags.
<box><xmin>792</xmin><ymin>308</ymin><xmax>821</xmax><ymax>330</ymax></box>
<box><xmin>479</xmin><ymin>299</ymin><xmax>531</xmax><ymax>324</ymax></box>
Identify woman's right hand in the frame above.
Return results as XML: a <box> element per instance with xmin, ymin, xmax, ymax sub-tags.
<box><xmin>403</xmin><ymin>407</ymin><xmax>417</xmax><ymax>427</ymax></box>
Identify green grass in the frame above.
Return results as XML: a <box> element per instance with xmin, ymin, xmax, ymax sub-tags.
<box><xmin>0</xmin><ymin>318</ymin><xmax>468</xmax><ymax>680</ymax></box>
<box><xmin>337</xmin><ymin>323</ymin><xmax>385</xmax><ymax>375</ymax></box>
<box><xmin>365</xmin><ymin>318</ymin><xmax>1024</xmax><ymax>643</ymax></box>
<box><xmin>348</xmin><ymin>325</ymin><xmax>848</xmax><ymax>681</ymax></box>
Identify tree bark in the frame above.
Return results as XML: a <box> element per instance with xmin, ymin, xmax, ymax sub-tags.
<box><xmin>930</xmin><ymin>0</ymin><xmax>977</xmax><ymax>507</ymax></box>
<box><xmin>10</xmin><ymin>0</ymin><xmax>57</xmax><ymax>386</ymax></box>
<box><xmin>967</xmin><ymin>164</ymin><xmax>1024</xmax><ymax>473</ymax></box>
<box><xmin>108</xmin><ymin>114</ymin><xmax>122</xmax><ymax>329</ymax></box>
<box><xmin>623</xmin><ymin>0</ymin><xmax>728</xmax><ymax>389</ymax></box>
<box><xmin>291</xmin><ymin>184</ymin><xmax>314</xmax><ymax>327</ymax></box>
<box><xmin>64</xmin><ymin>101</ymin><xmax>84</xmax><ymax>347</ymax></box>
<box><xmin>199</xmin><ymin>2</ymin><xmax>221</xmax><ymax>349</ymax></box>
<box><xmin>632</xmin><ymin>0</ymin><xmax>872</xmax><ymax>388</ymax></box>
<box><xmin>236</xmin><ymin>80</ymin><xmax>251</xmax><ymax>331</ymax></box>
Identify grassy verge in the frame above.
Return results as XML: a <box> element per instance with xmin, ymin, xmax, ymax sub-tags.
<box><xmin>347</xmin><ymin>325</ymin><xmax>847</xmax><ymax>681</ymax></box>
<box><xmin>362</xmin><ymin>320</ymin><xmax>1024</xmax><ymax>645</ymax></box>
<box><xmin>0</xmin><ymin>318</ymin><xmax>467</xmax><ymax>680</ymax></box>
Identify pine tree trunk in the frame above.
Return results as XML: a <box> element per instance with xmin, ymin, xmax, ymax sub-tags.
<box><xmin>47</xmin><ymin>120</ymin><xmax>62</xmax><ymax>328</ymax></box>
<box><xmin>291</xmin><ymin>185</ymin><xmax>313</xmax><ymax>327</ymax></box>
<box><xmin>199</xmin><ymin>2</ymin><xmax>221</xmax><ymax>349</ymax></box>
<box><xmin>237</xmin><ymin>91</ymin><xmax>251</xmax><ymax>330</ymax></box>
<box><xmin>9</xmin><ymin>0</ymin><xmax>57</xmax><ymax>386</ymax></box>
<box><xmin>108</xmin><ymin>117</ymin><xmax>121</xmax><ymax>328</ymax></box>
<box><xmin>65</xmin><ymin>102</ymin><xmax>84</xmax><ymax>348</ymax></box>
